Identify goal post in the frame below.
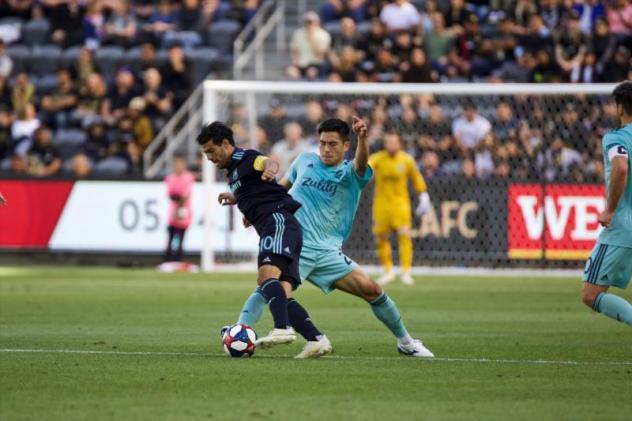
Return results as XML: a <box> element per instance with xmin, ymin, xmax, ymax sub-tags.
<box><xmin>201</xmin><ymin>81</ymin><xmax>616</xmax><ymax>272</ymax></box>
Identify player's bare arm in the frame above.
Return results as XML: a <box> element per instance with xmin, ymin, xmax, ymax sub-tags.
<box><xmin>352</xmin><ymin>115</ymin><xmax>369</xmax><ymax>176</ymax></box>
<box><xmin>599</xmin><ymin>155</ymin><xmax>629</xmax><ymax>227</ymax></box>
<box><xmin>218</xmin><ymin>192</ymin><xmax>236</xmax><ymax>206</ymax></box>
<box><xmin>253</xmin><ymin>155</ymin><xmax>280</xmax><ymax>182</ymax></box>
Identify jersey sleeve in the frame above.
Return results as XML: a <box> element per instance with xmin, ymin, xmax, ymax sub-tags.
<box><xmin>240</xmin><ymin>149</ymin><xmax>262</xmax><ymax>175</ymax></box>
<box><xmin>351</xmin><ymin>161</ymin><xmax>373</xmax><ymax>188</ymax></box>
<box><xmin>407</xmin><ymin>156</ymin><xmax>427</xmax><ymax>193</ymax></box>
<box><xmin>285</xmin><ymin>153</ymin><xmax>304</xmax><ymax>184</ymax></box>
<box><xmin>603</xmin><ymin>132</ymin><xmax>629</xmax><ymax>162</ymax></box>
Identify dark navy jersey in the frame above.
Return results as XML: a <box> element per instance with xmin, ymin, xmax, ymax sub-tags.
<box><xmin>226</xmin><ymin>148</ymin><xmax>302</xmax><ymax>227</ymax></box>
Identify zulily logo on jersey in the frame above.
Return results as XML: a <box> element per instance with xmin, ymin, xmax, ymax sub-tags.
<box><xmin>301</xmin><ymin>177</ymin><xmax>338</xmax><ymax>197</ymax></box>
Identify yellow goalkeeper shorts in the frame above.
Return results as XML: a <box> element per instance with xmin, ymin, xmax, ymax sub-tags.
<box><xmin>373</xmin><ymin>207</ymin><xmax>411</xmax><ymax>235</ymax></box>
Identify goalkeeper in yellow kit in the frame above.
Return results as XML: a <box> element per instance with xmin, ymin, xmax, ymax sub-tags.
<box><xmin>368</xmin><ymin>131</ymin><xmax>431</xmax><ymax>285</ymax></box>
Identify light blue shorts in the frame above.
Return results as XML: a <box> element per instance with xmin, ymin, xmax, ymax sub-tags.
<box><xmin>299</xmin><ymin>244</ymin><xmax>358</xmax><ymax>294</ymax></box>
<box><xmin>583</xmin><ymin>242</ymin><xmax>632</xmax><ymax>289</ymax></box>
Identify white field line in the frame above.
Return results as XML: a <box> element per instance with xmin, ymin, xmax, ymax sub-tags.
<box><xmin>1</xmin><ymin>348</ymin><xmax>630</xmax><ymax>366</ymax></box>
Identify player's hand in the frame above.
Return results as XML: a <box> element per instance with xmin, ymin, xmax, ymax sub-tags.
<box><xmin>415</xmin><ymin>192</ymin><xmax>431</xmax><ymax>217</ymax></box>
<box><xmin>218</xmin><ymin>192</ymin><xmax>236</xmax><ymax>206</ymax></box>
<box><xmin>242</xmin><ymin>216</ymin><xmax>251</xmax><ymax>228</ymax></box>
<box><xmin>598</xmin><ymin>210</ymin><xmax>614</xmax><ymax>228</ymax></box>
<box><xmin>351</xmin><ymin>115</ymin><xmax>368</xmax><ymax>139</ymax></box>
<box><xmin>0</xmin><ymin>192</ymin><xmax>6</xmax><ymax>206</ymax></box>
<box><xmin>261</xmin><ymin>159</ymin><xmax>279</xmax><ymax>182</ymax></box>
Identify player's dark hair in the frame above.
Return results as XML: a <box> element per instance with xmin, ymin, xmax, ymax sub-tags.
<box><xmin>613</xmin><ymin>81</ymin><xmax>632</xmax><ymax>116</ymax></box>
<box><xmin>196</xmin><ymin>121</ymin><xmax>234</xmax><ymax>146</ymax></box>
<box><xmin>317</xmin><ymin>118</ymin><xmax>350</xmax><ymax>142</ymax></box>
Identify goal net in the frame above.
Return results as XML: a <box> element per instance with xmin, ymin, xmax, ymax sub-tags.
<box><xmin>201</xmin><ymin>81</ymin><xmax>616</xmax><ymax>272</ymax></box>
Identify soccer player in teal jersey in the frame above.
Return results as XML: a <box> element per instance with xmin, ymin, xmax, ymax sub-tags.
<box><xmin>230</xmin><ymin>116</ymin><xmax>434</xmax><ymax>358</ymax></box>
<box><xmin>582</xmin><ymin>81</ymin><xmax>632</xmax><ymax>326</ymax></box>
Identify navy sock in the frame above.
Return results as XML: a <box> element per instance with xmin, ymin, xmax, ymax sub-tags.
<box><xmin>287</xmin><ymin>298</ymin><xmax>322</xmax><ymax>342</ymax></box>
<box><xmin>259</xmin><ymin>278</ymin><xmax>289</xmax><ymax>329</ymax></box>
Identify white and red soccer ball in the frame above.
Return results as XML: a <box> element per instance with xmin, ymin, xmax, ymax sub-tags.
<box><xmin>222</xmin><ymin>324</ymin><xmax>257</xmax><ymax>358</ymax></box>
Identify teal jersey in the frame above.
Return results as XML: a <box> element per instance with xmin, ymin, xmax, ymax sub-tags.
<box><xmin>286</xmin><ymin>153</ymin><xmax>373</xmax><ymax>248</ymax></box>
<box><xmin>598</xmin><ymin>123</ymin><xmax>632</xmax><ymax>248</ymax></box>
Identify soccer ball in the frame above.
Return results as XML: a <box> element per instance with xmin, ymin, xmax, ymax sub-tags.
<box><xmin>222</xmin><ymin>324</ymin><xmax>256</xmax><ymax>358</ymax></box>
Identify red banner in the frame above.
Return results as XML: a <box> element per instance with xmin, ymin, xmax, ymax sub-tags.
<box><xmin>0</xmin><ymin>180</ymin><xmax>74</xmax><ymax>248</ymax></box>
<box><xmin>508</xmin><ymin>184</ymin><xmax>606</xmax><ymax>260</ymax></box>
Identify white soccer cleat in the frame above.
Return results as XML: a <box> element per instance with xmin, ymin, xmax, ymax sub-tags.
<box><xmin>254</xmin><ymin>327</ymin><xmax>297</xmax><ymax>349</ymax></box>
<box><xmin>400</xmin><ymin>272</ymin><xmax>415</xmax><ymax>285</ymax></box>
<box><xmin>377</xmin><ymin>270</ymin><xmax>396</xmax><ymax>285</ymax></box>
<box><xmin>397</xmin><ymin>339</ymin><xmax>434</xmax><ymax>358</ymax></box>
<box><xmin>294</xmin><ymin>335</ymin><xmax>333</xmax><ymax>359</ymax></box>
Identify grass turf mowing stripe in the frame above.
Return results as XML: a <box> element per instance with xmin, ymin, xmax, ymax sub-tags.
<box><xmin>2</xmin><ymin>348</ymin><xmax>632</xmax><ymax>366</ymax></box>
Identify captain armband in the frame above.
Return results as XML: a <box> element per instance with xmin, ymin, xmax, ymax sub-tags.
<box><xmin>607</xmin><ymin>145</ymin><xmax>628</xmax><ymax>162</ymax></box>
<box><xmin>253</xmin><ymin>156</ymin><xmax>269</xmax><ymax>171</ymax></box>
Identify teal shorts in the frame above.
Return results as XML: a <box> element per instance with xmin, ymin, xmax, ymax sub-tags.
<box><xmin>583</xmin><ymin>243</ymin><xmax>632</xmax><ymax>289</ymax></box>
<box><xmin>299</xmin><ymin>244</ymin><xmax>358</xmax><ymax>294</ymax></box>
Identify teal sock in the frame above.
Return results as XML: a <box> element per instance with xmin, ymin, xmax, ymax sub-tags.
<box><xmin>593</xmin><ymin>292</ymin><xmax>632</xmax><ymax>326</ymax></box>
<box><xmin>369</xmin><ymin>293</ymin><xmax>409</xmax><ymax>340</ymax></box>
<box><xmin>237</xmin><ymin>287</ymin><xmax>266</xmax><ymax>327</ymax></box>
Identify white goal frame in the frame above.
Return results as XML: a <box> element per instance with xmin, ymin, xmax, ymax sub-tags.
<box><xmin>201</xmin><ymin>80</ymin><xmax>616</xmax><ymax>272</ymax></box>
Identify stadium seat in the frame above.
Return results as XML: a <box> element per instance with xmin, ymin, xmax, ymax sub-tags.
<box><xmin>34</xmin><ymin>73</ymin><xmax>59</xmax><ymax>94</ymax></box>
<box><xmin>93</xmin><ymin>157</ymin><xmax>129</xmax><ymax>176</ymax></box>
<box><xmin>58</xmin><ymin>143</ymin><xmax>83</xmax><ymax>161</ymax></box>
<box><xmin>60</xmin><ymin>46</ymin><xmax>83</xmax><ymax>68</ymax></box>
<box><xmin>29</xmin><ymin>45</ymin><xmax>62</xmax><ymax>76</ymax></box>
<box><xmin>55</xmin><ymin>129</ymin><xmax>87</xmax><ymax>146</ymax></box>
<box><xmin>324</xmin><ymin>21</ymin><xmax>341</xmax><ymax>38</ymax></box>
<box><xmin>357</xmin><ymin>21</ymin><xmax>371</xmax><ymax>36</ymax></box>
<box><xmin>21</xmin><ymin>19</ymin><xmax>51</xmax><ymax>46</ymax></box>
<box><xmin>185</xmin><ymin>47</ymin><xmax>221</xmax><ymax>84</ymax></box>
<box><xmin>95</xmin><ymin>46</ymin><xmax>125</xmax><ymax>78</ymax></box>
<box><xmin>6</xmin><ymin>44</ymin><xmax>30</xmax><ymax>74</ymax></box>
<box><xmin>206</xmin><ymin>20</ymin><xmax>241</xmax><ymax>54</ymax></box>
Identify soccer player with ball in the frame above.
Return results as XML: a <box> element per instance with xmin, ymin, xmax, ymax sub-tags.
<box><xmin>197</xmin><ymin>122</ymin><xmax>327</xmax><ymax>351</ymax></box>
<box><xmin>231</xmin><ymin>116</ymin><xmax>434</xmax><ymax>358</ymax></box>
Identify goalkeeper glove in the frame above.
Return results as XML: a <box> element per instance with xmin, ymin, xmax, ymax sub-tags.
<box><xmin>415</xmin><ymin>192</ymin><xmax>431</xmax><ymax>217</ymax></box>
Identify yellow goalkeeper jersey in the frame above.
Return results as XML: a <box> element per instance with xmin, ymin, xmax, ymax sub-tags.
<box><xmin>368</xmin><ymin>150</ymin><xmax>427</xmax><ymax>213</ymax></box>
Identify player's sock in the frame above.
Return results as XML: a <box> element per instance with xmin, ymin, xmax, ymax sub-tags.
<box><xmin>237</xmin><ymin>287</ymin><xmax>266</xmax><ymax>326</ymax></box>
<box><xmin>259</xmin><ymin>278</ymin><xmax>289</xmax><ymax>329</ymax></box>
<box><xmin>369</xmin><ymin>292</ymin><xmax>410</xmax><ymax>340</ymax></box>
<box><xmin>593</xmin><ymin>292</ymin><xmax>632</xmax><ymax>326</ymax></box>
<box><xmin>398</xmin><ymin>234</ymin><xmax>413</xmax><ymax>274</ymax></box>
<box><xmin>287</xmin><ymin>298</ymin><xmax>322</xmax><ymax>341</ymax></box>
<box><xmin>377</xmin><ymin>237</ymin><xmax>393</xmax><ymax>272</ymax></box>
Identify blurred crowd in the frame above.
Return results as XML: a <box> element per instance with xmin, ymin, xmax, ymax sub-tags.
<box><xmin>0</xmin><ymin>0</ymin><xmax>258</xmax><ymax>178</ymax></box>
<box><xmin>288</xmin><ymin>0</ymin><xmax>632</xmax><ymax>83</ymax></box>
<box><xmin>229</xmin><ymin>92</ymin><xmax>616</xmax><ymax>183</ymax></box>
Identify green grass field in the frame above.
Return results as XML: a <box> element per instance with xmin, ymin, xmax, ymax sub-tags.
<box><xmin>0</xmin><ymin>267</ymin><xmax>631</xmax><ymax>421</ymax></box>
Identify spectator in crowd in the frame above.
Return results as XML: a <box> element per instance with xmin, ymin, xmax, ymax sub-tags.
<box><xmin>554</xmin><ymin>10</ymin><xmax>588</xmax><ymax>81</ymax></box>
<box><xmin>227</xmin><ymin>0</ymin><xmax>260</xmax><ymax>26</ymax></box>
<box><xmin>103</xmin><ymin>0</ymin><xmax>138</xmax><ymax>47</ymax></box>
<box><xmin>73</xmin><ymin>72</ymin><xmax>108</xmax><ymax>127</ymax></box>
<box><xmin>607</xmin><ymin>0</ymin><xmax>632</xmax><ymax>44</ymax></box>
<box><xmin>11</xmin><ymin>72</ymin><xmax>35</xmax><ymax>113</ymax></box>
<box><xmin>73</xmin><ymin>47</ymin><xmax>100</xmax><ymax>87</ymax></box>
<box><xmin>288</xmin><ymin>12</ymin><xmax>332</xmax><ymax>80</ymax></box>
<box><xmin>131</xmin><ymin>42</ymin><xmax>157</xmax><ymax>79</ymax></box>
<box><xmin>0</xmin><ymin>41</ymin><xmax>13</xmax><ymax>79</ymax></box>
<box><xmin>329</xmin><ymin>46</ymin><xmax>363</xmax><ymax>82</ymax></box>
<box><xmin>165</xmin><ymin>0</ymin><xmax>204</xmax><ymax>50</ymax></box>
<box><xmin>269</xmin><ymin>121</ymin><xmax>309</xmax><ymax>176</ymax></box>
<box><xmin>320</xmin><ymin>0</ymin><xmax>345</xmax><ymax>23</ymax></box>
<box><xmin>602</xmin><ymin>45</ymin><xmax>631</xmax><ymax>82</ymax></box>
<box><xmin>400</xmin><ymin>48</ymin><xmax>436</xmax><ymax>82</ymax></box>
<box><xmin>128</xmin><ymin>96</ymin><xmax>154</xmax><ymax>153</ymax></box>
<box><xmin>161</xmin><ymin>42</ymin><xmax>192</xmax><ymax>107</ymax></box>
<box><xmin>451</xmin><ymin>101</ymin><xmax>491</xmax><ymax>160</ymax></box>
<box><xmin>331</xmin><ymin>17</ymin><xmax>363</xmax><ymax>53</ymax></box>
<box><xmin>104</xmin><ymin>68</ymin><xmax>138</xmax><ymax>123</ymax></box>
<box><xmin>424</xmin><ymin>12</ymin><xmax>454</xmax><ymax>66</ymax></box>
<box><xmin>0</xmin><ymin>77</ymin><xmax>10</xmax><ymax>110</ymax></box>
<box><xmin>163</xmin><ymin>155</ymin><xmax>195</xmax><ymax>263</ymax></box>
<box><xmin>82</xmin><ymin>0</ymin><xmax>105</xmax><ymax>49</ymax></box>
<box><xmin>10</xmin><ymin>102</ymin><xmax>40</xmax><ymax>156</ymax></box>
<box><xmin>359</xmin><ymin>18</ymin><xmax>387</xmax><ymax>63</ymax></box>
<box><xmin>258</xmin><ymin>98</ymin><xmax>289</xmax><ymax>145</ymax></box>
<box><xmin>43</xmin><ymin>0</ymin><xmax>85</xmax><ymax>48</ymax></box>
<box><xmin>461</xmin><ymin>158</ymin><xmax>476</xmax><ymax>179</ymax></box>
<box><xmin>27</xmin><ymin>126</ymin><xmax>61</xmax><ymax>177</ymax></box>
<box><xmin>299</xmin><ymin>99</ymin><xmax>325</xmax><ymax>138</ymax></box>
<box><xmin>83</xmin><ymin>120</ymin><xmax>110</xmax><ymax>161</ymax></box>
<box><xmin>9</xmin><ymin>153</ymin><xmax>28</xmax><ymax>175</ymax></box>
<box><xmin>591</xmin><ymin>18</ymin><xmax>617</xmax><ymax>80</ymax></box>
<box><xmin>70</xmin><ymin>153</ymin><xmax>93</xmax><ymax>178</ymax></box>
<box><xmin>420</xmin><ymin>150</ymin><xmax>441</xmax><ymax>180</ymax></box>
<box><xmin>141</xmin><ymin>67</ymin><xmax>173</xmax><ymax>129</ymax></box>
<box><xmin>143</xmin><ymin>0</ymin><xmax>178</xmax><ymax>45</ymax></box>
<box><xmin>40</xmin><ymin>68</ymin><xmax>79</xmax><ymax>130</ymax></box>
<box><xmin>0</xmin><ymin>106</ymin><xmax>11</xmax><ymax>161</ymax></box>
<box><xmin>197</xmin><ymin>0</ymin><xmax>231</xmax><ymax>29</ymax></box>
<box><xmin>492</xmin><ymin>101</ymin><xmax>518</xmax><ymax>143</ymax></box>
<box><xmin>379</xmin><ymin>0</ymin><xmax>422</xmax><ymax>33</ymax></box>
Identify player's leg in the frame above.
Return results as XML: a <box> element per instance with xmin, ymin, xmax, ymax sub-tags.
<box><xmin>582</xmin><ymin>244</ymin><xmax>632</xmax><ymax>326</ymax></box>
<box><xmin>396</xmin><ymin>225</ymin><xmax>414</xmax><ymax>285</ymax></box>
<box><xmin>174</xmin><ymin>228</ymin><xmax>186</xmax><ymax>261</ymax></box>
<box><xmin>333</xmin><ymin>268</ymin><xmax>433</xmax><ymax>357</ymax></box>
<box><xmin>164</xmin><ymin>225</ymin><xmax>176</xmax><ymax>261</ymax></box>
<box><xmin>374</xmin><ymin>208</ymin><xmax>395</xmax><ymax>284</ymax></box>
